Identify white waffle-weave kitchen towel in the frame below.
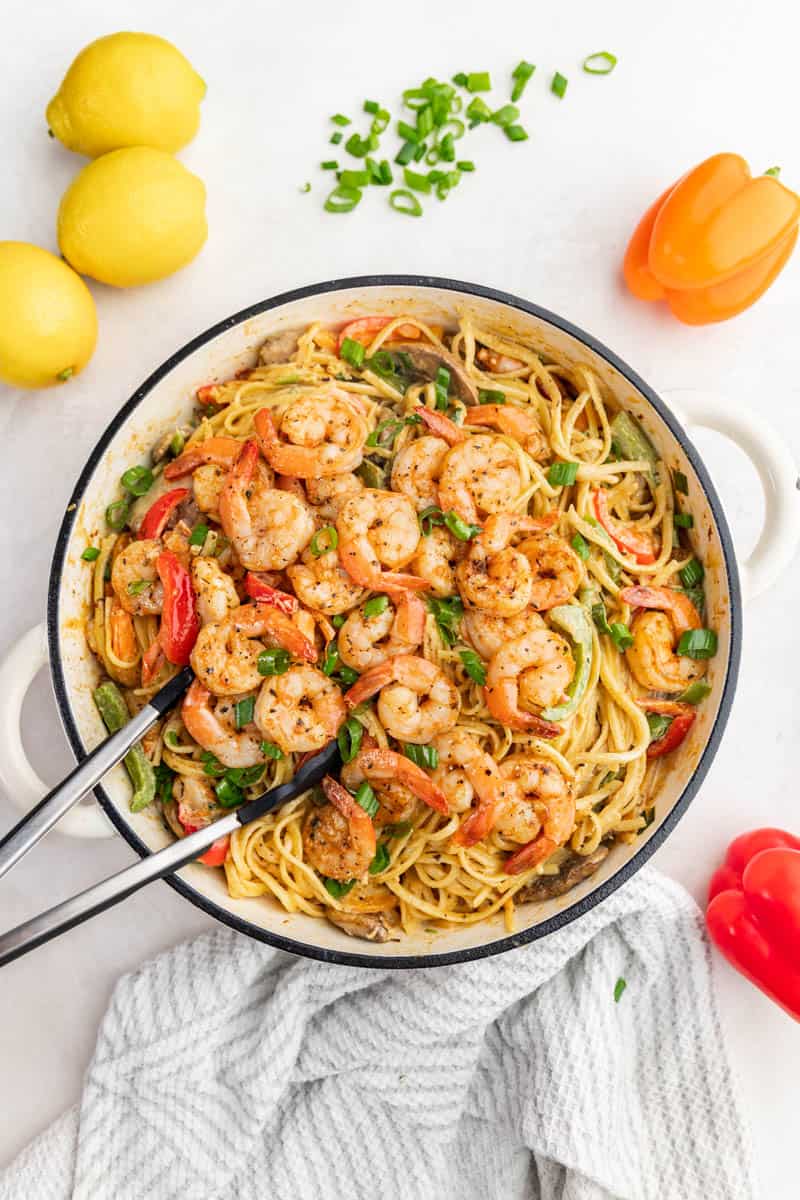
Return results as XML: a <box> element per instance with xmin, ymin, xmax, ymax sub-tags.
<box><xmin>0</xmin><ymin>868</ymin><xmax>754</xmax><ymax>1200</ymax></box>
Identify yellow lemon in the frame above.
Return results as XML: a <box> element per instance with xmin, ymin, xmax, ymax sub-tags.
<box><xmin>58</xmin><ymin>147</ymin><xmax>207</xmax><ymax>288</ymax></box>
<box><xmin>46</xmin><ymin>32</ymin><xmax>205</xmax><ymax>158</ymax></box>
<box><xmin>0</xmin><ymin>243</ymin><xmax>97</xmax><ymax>388</ymax></box>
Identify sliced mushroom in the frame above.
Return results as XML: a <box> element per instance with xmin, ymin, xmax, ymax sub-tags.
<box><xmin>259</xmin><ymin>329</ymin><xmax>302</xmax><ymax>365</ymax></box>
<box><xmin>385</xmin><ymin>341</ymin><xmax>478</xmax><ymax>404</ymax></box>
<box><xmin>327</xmin><ymin>909</ymin><xmax>401</xmax><ymax>943</ymax></box>
<box><xmin>515</xmin><ymin>845</ymin><xmax>610</xmax><ymax>904</ymax></box>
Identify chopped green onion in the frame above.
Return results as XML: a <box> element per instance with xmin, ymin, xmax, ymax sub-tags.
<box><xmin>331</xmin><ymin>114</ymin><xmax>351</xmax><ymax>126</ymax></box>
<box><xmin>395</xmin><ymin>141</ymin><xmax>416</xmax><ymax>166</ymax></box>
<box><xmin>332</xmin><ymin>614</ymin><xmax>346</xmax><ymax>630</ymax></box>
<box><xmin>127</xmin><ymin>579</ymin><xmax>150</xmax><ymax>596</ymax></box>
<box><xmin>369</xmin><ymin>843</ymin><xmax>391</xmax><ymax>875</ymax></box>
<box><xmin>260</xmin><ymin>741</ymin><xmax>283</xmax><ymax>759</ymax></box>
<box><xmin>404</xmin><ymin>743</ymin><xmax>439</xmax><ymax>769</ymax></box>
<box><xmin>419</xmin><ymin>505</ymin><xmax>445</xmax><ymax>536</ymax></box>
<box><xmin>337</xmin><ymin>666</ymin><xmax>359</xmax><ymax>687</ymax></box>
<box><xmin>505</xmin><ymin>124</ymin><xmax>529</xmax><ymax>142</ymax></box>
<box><xmin>465</xmin><ymin>96</ymin><xmax>492</xmax><ymax>125</ymax></box>
<box><xmin>397</xmin><ymin>120</ymin><xmax>419</xmax><ymax>143</ymax></box>
<box><xmin>478</xmin><ymin>388</ymin><xmax>505</xmax><ymax>404</ymax></box>
<box><xmin>330</xmin><ymin>132</ymin><xmax>342</xmax><ymax>145</ymax></box>
<box><xmin>364</xmin><ymin>99</ymin><xmax>379</xmax><ymax>114</ymax></box>
<box><xmin>310</xmin><ymin>526</ymin><xmax>338</xmax><ymax>557</ymax></box>
<box><xmin>551</xmin><ymin>72</ymin><xmax>568</xmax><ymax>98</ymax></box>
<box><xmin>216</xmin><ymin>777</ymin><xmax>244</xmax><ymax>809</ymax></box>
<box><xmin>225</xmin><ymin>763</ymin><xmax>265</xmax><ymax>788</ymax></box>
<box><xmin>404</xmin><ymin>167</ymin><xmax>431</xmax><ymax>194</ymax></box>
<box><xmin>321</xmin><ymin>160</ymin><xmax>338</xmax><ymax>170</ymax></box>
<box><xmin>189</xmin><ymin>523</ymin><xmax>209</xmax><ymax>547</ymax></box>
<box><xmin>339</xmin><ymin>169</ymin><xmax>370</xmax><ymax>189</ymax></box>
<box><xmin>452</xmin><ymin>71</ymin><xmax>469</xmax><ymax>87</ymax></box>
<box><xmin>466</xmin><ymin>71</ymin><xmax>491</xmax><ymax>92</ymax></box>
<box><xmin>610</xmin><ymin>622</ymin><xmax>634</xmax><ymax>652</ymax></box>
<box><xmin>604</xmin><ymin>551</ymin><xmax>622</xmax><ymax>585</ymax></box>
<box><xmin>673</xmin><ymin>513</ymin><xmax>694</xmax><ymax>529</ymax></box>
<box><xmin>444</xmin><ymin>511</ymin><xmax>482</xmax><ymax>541</ymax></box>
<box><xmin>439</xmin><ymin>118</ymin><xmax>465</xmax><ymax>140</ymax></box>
<box><xmin>324</xmin><ymin>185</ymin><xmax>362</xmax><ymax>214</ymax></box>
<box><xmin>355</xmin><ymin>781</ymin><xmax>379</xmax><ymax>818</ymax></box>
<box><xmin>677</xmin><ymin>629</ymin><xmax>717</xmax><ymax>659</ymax></box>
<box><xmin>426</xmin><ymin>594</ymin><xmax>463</xmax><ymax>646</ymax></box>
<box><xmin>457</xmin><ymin>160</ymin><xmax>475</xmax><ymax>172</ymax></box>
<box><xmin>371</xmin><ymin>109</ymin><xmax>390</xmax><ymax>136</ymax></box>
<box><xmin>377</xmin><ymin>159</ymin><xmax>393</xmax><ymax>184</ymax></box>
<box><xmin>765</xmin><ymin>166</ymin><xmax>781</xmax><ymax>178</ymax></box>
<box><xmin>492</xmin><ymin>104</ymin><xmax>520</xmax><ymax>127</ymax></box>
<box><xmin>511</xmin><ymin>60</ymin><xmax>536</xmax><ymax>102</ymax></box>
<box><xmin>416</xmin><ymin>106</ymin><xmax>434</xmax><ymax>140</ymax></box>
<box><xmin>590</xmin><ymin>601</ymin><xmax>613</xmax><ymax>636</ymax></box>
<box><xmin>345</xmin><ymin>132</ymin><xmax>377</xmax><ymax>158</ymax></box>
<box><xmin>646</xmin><ymin>712</ymin><xmax>672</xmax><ymax>743</ymax></box>
<box><xmin>169</xmin><ymin>431</ymin><xmax>185</xmax><ymax>456</ymax></box>
<box><xmin>459</xmin><ymin>649</ymin><xmax>486</xmax><ymax>685</ymax></box>
<box><xmin>679</xmin><ymin>558</ymin><xmax>704</xmax><ymax>589</ymax></box>
<box><xmin>234</xmin><ymin>696</ymin><xmax>255</xmax><ymax>729</ymax></box>
<box><xmin>614</xmin><ymin>976</ymin><xmax>627</xmax><ymax>1002</ymax></box>
<box><xmin>201</xmin><ymin>750</ymin><xmax>227</xmax><ymax>777</ymax></box>
<box><xmin>339</xmin><ymin>337</ymin><xmax>365</xmax><ymax>368</ymax></box>
<box><xmin>338</xmin><ymin>717</ymin><xmax>363</xmax><ymax>764</ymax></box>
<box><xmin>412</xmin><ymin>142</ymin><xmax>427</xmax><ymax>162</ymax></box>
<box><xmin>390</xmin><ymin>188</ymin><xmax>423</xmax><ymax>216</ymax></box>
<box><xmin>434</xmin><ymin>365</ymin><xmax>450</xmax><ymax>409</ymax></box>
<box><xmin>547</xmin><ymin>461</ymin><xmax>579</xmax><ymax>486</ymax></box>
<box><xmin>120</xmin><ymin>465</ymin><xmax>154</xmax><ymax>496</ymax></box>
<box><xmin>324</xmin><ymin>877</ymin><xmax>356</xmax><ymax>898</ymax></box>
<box><xmin>257</xmin><ymin>648</ymin><xmax>291</xmax><ymax>676</ymax></box>
<box><xmin>321</xmin><ymin>642</ymin><xmax>340</xmax><ymax>676</ymax></box>
<box><xmin>438</xmin><ymin>132</ymin><xmax>455</xmax><ymax>162</ymax></box>
<box><xmin>583</xmin><ymin>52</ymin><xmax>618</xmax><ymax>76</ymax></box>
<box><xmin>678</xmin><ymin>586</ymin><xmax>705</xmax><ymax>613</ymax></box>
<box><xmin>164</xmin><ymin>729</ymin><xmax>179</xmax><ymax>748</ymax></box>
<box><xmin>366</xmin><ymin>418</ymin><xmax>402</xmax><ymax>447</ymax></box>
<box><xmin>571</xmin><ymin>533</ymin><xmax>590</xmax><ymax>561</ymax></box>
<box><xmin>676</xmin><ymin>680</ymin><xmax>712</xmax><ymax>705</ymax></box>
<box><xmin>673</xmin><ymin>470</ymin><xmax>689</xmax><ymax>495</ymax></box>
<box><xmin>384</xmin><ymin>821</ymin><xmax>413</xmax><ymax>838</ymax></box>
<box><xmin>81</xmin><ymin>546</ymin><xmax>100</xmax><ymax>562</ymax></box>
<box><xmin>363</xmin><ymin>594</ymin><xmax>390</xmax><ymax>618</ymax></box>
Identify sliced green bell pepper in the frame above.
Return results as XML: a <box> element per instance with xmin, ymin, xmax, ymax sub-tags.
<box><xmin>540</xmin><ymin>603</ymin><xmax>594</xmax><ymax>721</ymax></box>
<box><xmin>610</xmin><ymin>411</ymin><xmax>660</xmax><ymax>477</ymax></box>
<box><xmin>93</xmin><ymin>681</ymin><xmax>156</xmax><ymax>812</ymax></box>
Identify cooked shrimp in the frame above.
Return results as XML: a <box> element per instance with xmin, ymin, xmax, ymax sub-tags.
<box><xmin>438</xmin><ymin>434</ymin><xmax>523</xmax><ymax>525</ymax></box>
<box><xmin>254</xmin><ymin>388</ymin><xmax>368</xmax><ymax>478</ymax></box>
<box><xmin>106</xmin><ymin>600</ymin><xmax>140</xmax><ymax>687</ymax></box>
<box><xmin>173</xmin><ymin>775</ymin><xmax>226</xmax><ymax>830</ymax></box>
<box><xmin>254</xmin><ymin>664</ymin><xmax>346</xmax><ymax>754</ymax></box>
<box><xmin>410</xmin><ymin>525</ymin><xmax>464</xmax><ymax>598</ymax></box>
<box><xmin>345</xmin><ymin>654</ymin><xmax>459</xmax><ymax>743</ymax></box>
<box><xmin>456</xmin><ymin>514</ymin><xmax>554</xmax><ymax>617</ymax></box>
<box><xmin>287</xmin><ymin>546</ymin><xmax>365</xmax><ymax>615</ymax></box>
<box><xmin>517</xmin><ymin>528</ymin><xmax>584</xmax><ymax>611</ymax></box>
<box><xmin>337</xmin><ymin>593</ymin><xmax>426</xmax><ymax>672</ymax></box>
<box><xmin>111</xmin><ymin>539</ymin><xmax>163</xmax><ymax>616</ymax></box>
<box><xmin>303</xmin><ymin>776</ymin><xmax>376</xmax><ymax>882</ymax></box>
<box><xmin>498</xmin><ymin>755</ymin><xmax>575</xmax><ymax>873</ymax></box>
<box><xmin>432</xmin><ymin>729</ymin><xmax>520</xmax><ymax>847</ymax></box>
<box><xmin>476</xmin><ymin>347</ymin><xmax>525</xmax><ymax>373</ymax></box>
<box><xmin>336</xmin><ymin>490</ymin><xmax>429</xmax><ymax>594</ymax></box>
<box><xmin>484</xmin><ymin>631</ymin><xmax>572</xmax><ymax>735</ymax></box>
<box><xmin>190</xmin><ymin>601</ymin><xmax>317</xmax><ymax>697</ymax></box>
<box><xmin>340</xmin><ymin>743</ymin><xmax>448</xmax><ymax>818</ymax></box>
<box><xmin>621</xmin><ymin>585</ymin><xmax>707</xmax><ymax>694</ymax></box>
<box><xmin>191</xmin><ymin>556</ymin><xmax>240</xmax><ymax>625</ymax></box>
<box><xmin>390</xmin><ymin>436</ymin><xmax>449</xmax><ymax>511</ymax></box>
<box><xmin>462</xmin><ymin>608</ymin><xmax>545</xmax><ymax>660</ymax></box>
<box><xmin>219</xmin><ymin>440</ymin><xmax>314</xmax><ymax>571</ymax></box>
<box><xmin>181</xmin><ymin>680</ymin><xmax>264</xmax><ymax>767</ymax></box>
<box><xmin>164</xmin><ymin>436</ymin><xmax>243</xmax><ymax>480</ymax></box>
<box><xmin>305</xmin><ymin>472</ymin><xmax>364</xmax><ymax>520</ymax></box>
<box><xmin>465</xmin><ymin>404</ymin><xmax>548</xmax><ymax>461</ymax></box>
<box><xmin>192</xmin><ymin>464</ymin><xmax>230</xmax><ymax>519</ymax></box>
<box><xmin>415</xmin><ymin>406</ymin><xmax>468</xmax><ymax>446</ymax></box>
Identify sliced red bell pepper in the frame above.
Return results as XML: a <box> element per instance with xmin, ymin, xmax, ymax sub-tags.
<box><xmin>593</xmin><ymin>488</ymin><xmax>657</xmax><ymax>565</ymax></box>
<box><xmin>138</xmin><ymin>487</ymin><xmax>189</xmax><ymax>540</ymax></box>
<box><xmin>178</xmin><ymin>815</ymin><xmax>230</xmax><ymax>867</ymax></box>
<box><xmin>638</xmin><ymin>699</ymin><xmax>695</xmax><ymax>758</ymax></box>
<box><xmin>244</xmin><ymin>571</ymin><xmax>298</xmax><ymax>614</ymax></box>
<box><xmin>706</xmin><ymin>828</ymin><xmax>800</xmax><ymax>1021</ymax></box>
<box><xmin>156</xmin><ymin>550</ymin><xmax>199</xmax><ymax>666</ymax></box>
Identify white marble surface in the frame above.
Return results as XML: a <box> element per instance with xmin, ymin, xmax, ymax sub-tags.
<box><xmin>1</xmin><ymin>0</ymin><xmax>799</xmax><ymax>1191</ymax></box>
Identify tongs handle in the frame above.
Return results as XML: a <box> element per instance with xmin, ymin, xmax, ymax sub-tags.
<box><xmin>0</xmin><ymin>667</ymin><xmax>193</xmax><ymax>881</ymax></box>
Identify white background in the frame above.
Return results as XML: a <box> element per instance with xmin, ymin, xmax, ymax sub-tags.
<box><xmin>1</xmin><ymin>0</ymin><xmax>798</xmax><ymax>1192</ymax></box>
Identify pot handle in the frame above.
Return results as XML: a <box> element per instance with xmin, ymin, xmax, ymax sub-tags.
<box><xmin>0</xmin><ymin>625</ymin><xmax>114</xmax><ymax>840</ymax></box>
<box><xmin>663</xmin><ymin>389</ymin><xmax>800</xmax><ymax>602</ymax></box>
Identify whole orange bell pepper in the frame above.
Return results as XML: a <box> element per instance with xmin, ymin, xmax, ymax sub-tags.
<box><xmin>623</xmin><ymin>153</ymin><xmax>800</xmax><ymax>324</ymax></box>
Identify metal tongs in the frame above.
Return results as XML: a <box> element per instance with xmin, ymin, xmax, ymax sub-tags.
<box><xmin>0</xmin><ymin>666</ymin><xmax>341</xmax><ymax>966</ymax></box>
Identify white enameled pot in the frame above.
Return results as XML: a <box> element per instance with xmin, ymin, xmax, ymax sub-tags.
<box><xmin>1</xmin><ymin>277</ymin><xmax>798</xmax><ymax>966</ymax></box>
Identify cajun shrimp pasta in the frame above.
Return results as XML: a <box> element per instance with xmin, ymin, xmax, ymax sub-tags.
<box><xmin>85</xmin><ymin>314</ymin><xmax>717</xmax><ymax>942</ymax></box>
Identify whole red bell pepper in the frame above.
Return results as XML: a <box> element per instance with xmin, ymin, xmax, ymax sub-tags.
<box><xmin>138</xmin><ymin>488</ymin><xmax>189</xmax><ymax>540</ymax></box>
<box><xmin>706</xmin><ymin>828</ymin><xmax>800</xmax><ymax>1021</ymax></box>
<box><xmin>244</xmin><ymin>571</ymin><xmax>298</xmax><ymax>614</ymax></box>
<box><xmin>156</xmin><ymin>550</ymin><xmax>199</xmax><ymax>666</ymax></box>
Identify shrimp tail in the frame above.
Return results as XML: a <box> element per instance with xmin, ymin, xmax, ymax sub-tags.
<box><xmin>381</xmin><ymin>571</ymin><xmax>431</xmax><ymax>595</ymax></box>
<box><xmin>344</xmin><ymin>660</ymin><xmax>395</xmax><ymax>708</ymax></box>
<box><xmin>415</xmin><ymin>406</ymin><xmax>468</xmax><ymax>446</ymax></box>
<box><xmin>620</xmin><ymin>585</ymin><xmax>700</xmax><ymax>635</ymax></box>
<box><xmin>504</xmin><ymin>835</ymin><xmax>558</xmax><ymax>875</ymax></box>
<box><xmin>452</xmin><ymin>799</ymin><xmax>501</xmax><ymax>846</ymax></box>
<box><xmin>484</xmin><ymin>681</ymin><xmax>562</xmax><ymax>738</ymax></box>
<box><xmin>141</xmin><ymin>638</ymin><xmax>166</xmax><ymax>686</ymax></box>
<box><xmin>322</xmin><ymin>775</ymin><xmax>377</xmax><ymax>856</ymax></box>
